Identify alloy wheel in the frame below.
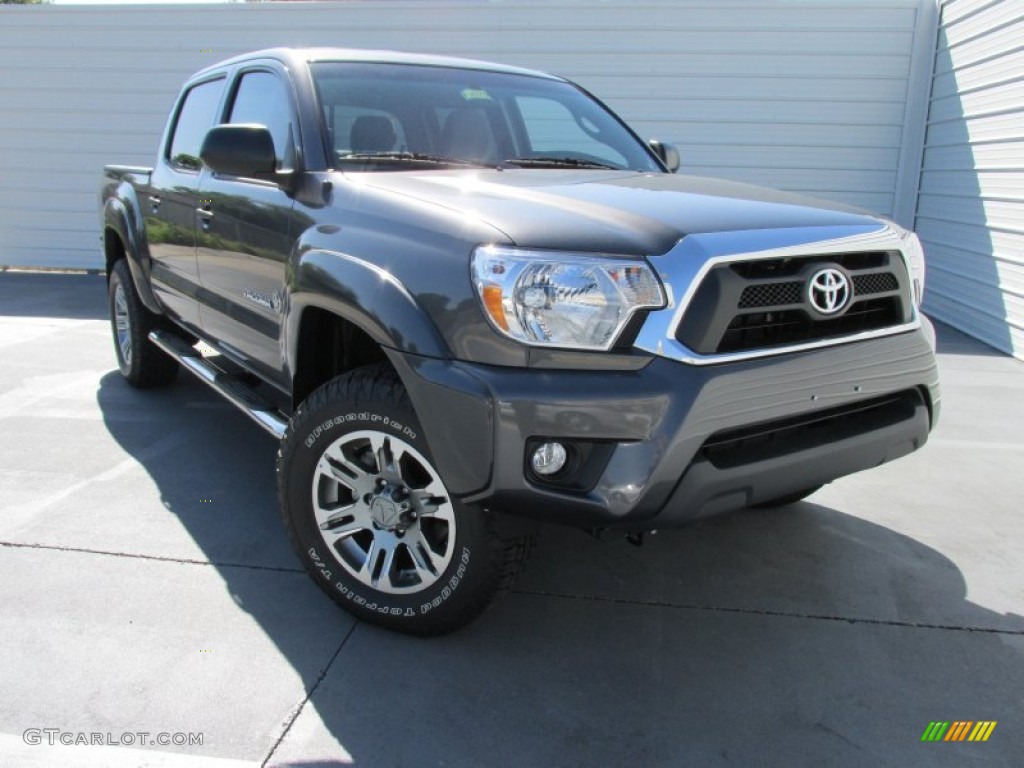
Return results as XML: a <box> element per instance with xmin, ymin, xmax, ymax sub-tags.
<box><xmin>312</xmin><ymin>430</ymin><xmax>456</xmax><ymax>594</ymax></box>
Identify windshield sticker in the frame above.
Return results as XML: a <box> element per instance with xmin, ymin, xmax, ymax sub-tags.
<box><xmin>461</xmin><ymin>88</ymin><xmax>492</xmax><ymax>101</ymax></box>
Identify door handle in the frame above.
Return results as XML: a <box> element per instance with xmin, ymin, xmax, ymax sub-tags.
<box><xmin>196</xmin><ymin>205</ymin><xmax>214</xmax><ymax>231</ymax></box>
<box><xmin>148</xmin><ymin>195</ymin><xmax>161</xmax><ymax>212</ymax></box>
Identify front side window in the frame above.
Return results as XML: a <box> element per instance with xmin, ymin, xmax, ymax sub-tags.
<box><xmin>310</xmin><ymin>62</ymin><xmax>661</xmax><ymax>172</ymax></box>
<box><xmin>227</xmin><ymin>71</ymin><xmax>296</xmax><ymax>170</ymax></box>
<box><xmin>167</xmin><ymin>78</ymin><xmax>225</xmax><ymax>172</ymax></box>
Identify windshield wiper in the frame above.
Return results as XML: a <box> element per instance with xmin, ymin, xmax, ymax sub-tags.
<box><xmin>337</xmin><ymin>152</ymin><xmax>497</xmax><ymax>168</ymax></box>
<box><xmin>501</xmin><ymin>156</ymin><xmax>621</xmax><ymax>170</ymax></box>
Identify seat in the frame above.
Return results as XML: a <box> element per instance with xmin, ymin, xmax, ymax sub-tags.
<box><xmin>440</xmin><ymin>110</ymin><xmax>495</xmax><ymax>163</ymax></box>
<box><xmin>349</xmin><ymin>115</ymin><xmax>397</xmax><ymax>154</ymax></box>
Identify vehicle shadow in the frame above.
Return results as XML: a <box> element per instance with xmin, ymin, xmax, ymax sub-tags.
<box><xmin>932</xmin><ymin>317</ymin><xmax>1009</xmax><ymax>358</ymax></box>
<box><xmin>0</xmin><ymin>272</ymin><xmax>108</xmax><ymax>321</ymax></box>
<box><xmin>96</xmin><ymin>372</ymin><xmax>1022</xmax><ymax>767</ymax></box>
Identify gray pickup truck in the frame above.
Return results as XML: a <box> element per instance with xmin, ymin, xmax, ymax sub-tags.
<box><xmin>101</xmin><ymin>47</ymin><xmax>939</xmax><ymax>634</ymax></box>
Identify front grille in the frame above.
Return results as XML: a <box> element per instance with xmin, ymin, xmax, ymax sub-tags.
<box><xmin>852</xmin><ymin>272</ymin><xmax>899</xmax><ymax>296</ymax></box>
<box><xmin>729</xmin><ymin>251</ymin><xmax>888</xmax><ymax>279</ymax></box>
<box><xmin>676</xmin><ymin>250</ymin><xmax>911</xmax><ymax>355</ymax></box>
<box><xmin>718</xmin><ymin>298</ymin><xmax>902</xmax><ymax>353</ymax></box>
<box><xmin>738</xmin><ymin>281</ymin><xmax>803</xmax><ymax>309</ymax></box>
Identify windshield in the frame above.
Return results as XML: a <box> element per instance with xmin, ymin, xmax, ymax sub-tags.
<box><xmin>310</xmin><ymin>62</ymin><xmax>663</xmax><ymax>172</ymax></box>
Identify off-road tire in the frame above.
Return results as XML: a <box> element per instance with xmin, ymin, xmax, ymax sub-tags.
<box><xmin>278</xmin><ymin>364</ymin><xmax>534</xmax><ymax>635</ymax></box>
<box><xmin>108</xmin><ymin>259</ymin><xmax>178</xmax><ymax>388</ymax></box>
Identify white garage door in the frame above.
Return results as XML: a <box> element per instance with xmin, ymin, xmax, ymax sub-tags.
<box><xmin>916</xmin><ymin>0</ymin><xmax>1024</xmax><ymax>359</ymax></box>
<box><xmin>0</xmin><ymin>0</ymin><xmax>934</xmax><ymax>270</ymax></box>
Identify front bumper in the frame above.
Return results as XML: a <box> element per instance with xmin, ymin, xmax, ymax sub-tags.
<box><xmin>388</xmin><ymin>319</ymin><xmax>939</xmax><ymax>530</ymax></box>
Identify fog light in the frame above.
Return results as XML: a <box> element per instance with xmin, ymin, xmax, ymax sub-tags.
<box><xmin>531</xmin><ymin>442</ymin><xmax>567</xmax><ymax>476</ymax></box>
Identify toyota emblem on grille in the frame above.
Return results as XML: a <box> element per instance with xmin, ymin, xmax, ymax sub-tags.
<box><xmin>807</xmin><ymin>267</ymin><xmax>851</xmax><ymax>315</ymax></box>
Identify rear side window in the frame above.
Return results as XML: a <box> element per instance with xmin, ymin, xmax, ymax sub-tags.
<box><xmin>228</xmin><ymin>71</ymin><xmax>296</xmax><ymax>170</ymax></box>
<box><xmin>168</xmin><ymin>78</ymin><xmax>225</xmax><ymax>172</ymax></box>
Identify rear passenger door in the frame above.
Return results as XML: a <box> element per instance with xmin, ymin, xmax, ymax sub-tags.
<box><xmin>195</xmin><ymin>66</ymin><xmax>300</xmax><ymax>388</ymax></box>
<box><xmin>146</xmin><ymin>76</ymin><xmax>225</xmax><ymax>332</ymax></box>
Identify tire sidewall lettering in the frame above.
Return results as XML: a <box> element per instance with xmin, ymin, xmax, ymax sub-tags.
<box><xmin>307</xmin><ymin>538</ymin><xmax>470</xmax><ymax>618</ymax></box>
<box><xmin>304</xmin><ymin>412</ymin><xmax>416</xmax><ymax>448</ymax></box>
<box><xmin>420</xmin><ymin>547</ymin><xmax>470</xmax><ymax>615</ymax></box>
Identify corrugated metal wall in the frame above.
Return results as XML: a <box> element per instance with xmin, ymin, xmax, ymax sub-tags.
<box><xmin>0</xmin><ymin>0</ymin><xmax>934</xmax><ymax>271</ymax></box>
<box><xmin>916</xmin><ymin>0</ymin><xmax>1024</xmax><ymax>359</ymax></box>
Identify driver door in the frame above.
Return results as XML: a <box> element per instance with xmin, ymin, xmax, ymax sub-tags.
<box><xmin>195</xmin><ymin>67</ymin><xmax>300</xmax><ymax>390</ymax></box>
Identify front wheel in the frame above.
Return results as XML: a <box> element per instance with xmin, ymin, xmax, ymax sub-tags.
<box><xmin>278</xmin><ymin>365</ymin><xmax>533</xmax><ymax>635</ymax></box>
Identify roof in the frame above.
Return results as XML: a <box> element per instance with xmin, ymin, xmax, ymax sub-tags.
<box><xmin>192</xmin><ymin>47</ymin><xmax>562</xmax><ymax>82</ymax></box>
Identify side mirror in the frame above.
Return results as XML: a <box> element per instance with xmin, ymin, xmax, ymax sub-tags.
<box><xmin>200</xmin><ymin>124</ymin><xmax>278</xmax><ymax>179</ymax></box>
<box><xmin>648</xmin><ymin>140</ymin><xmax>680</xmax><ymax>173</ymax></box>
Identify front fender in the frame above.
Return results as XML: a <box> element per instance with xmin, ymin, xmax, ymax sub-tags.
<box><xmin>102</xmin><ymin>191</ymin><xmax>161</xmax><ymax>313</ymax></box>
<box><xmin>286</xmin><ymin>247</ymin><xmax>450</xmax><ymax>374</ymax></box>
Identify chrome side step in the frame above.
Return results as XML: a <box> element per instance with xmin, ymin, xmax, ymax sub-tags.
<box><xmin>148</xmin><ymin>330</ymin><xmax>288</xmax><ymax>439</ymax></box>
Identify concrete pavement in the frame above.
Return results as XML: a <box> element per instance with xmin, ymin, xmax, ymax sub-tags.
<box><xmin>0</xmin><ymin>272</ymin><xmax>1021</xmax><ymax>767</ymax></box>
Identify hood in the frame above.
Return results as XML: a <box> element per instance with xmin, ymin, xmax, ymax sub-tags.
<box><xmin>351</xmin><ymin>169</ymin><xmax>884</xmax><ymax>256</ymax></box>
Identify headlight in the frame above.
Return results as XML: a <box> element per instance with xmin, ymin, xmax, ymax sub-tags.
<box><xmin>471</xmin><ymin>245</ymin><xmax>665</xmax><ymax>349</ymax></box>
<box><xmin>900</xmin><ymin>229</ymin><xmax>926</xmax><ymax>308</ymax></box>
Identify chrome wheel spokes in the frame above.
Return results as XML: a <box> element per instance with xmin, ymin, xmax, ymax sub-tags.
<box><xmin>113</xmin><ymin>283</ymin><xmax>132</xmax><ymax>366</ymax></box>
<box><xmin>312</xmin><ymin>430</ymin><xmax>455</xmax><ymax>594</ymax></box>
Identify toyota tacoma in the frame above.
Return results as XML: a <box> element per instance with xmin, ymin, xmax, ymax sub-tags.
<box><xmin>101</xmin><ymin>48</ymin><xmax>939</xmax><ymax>634</ymax></box>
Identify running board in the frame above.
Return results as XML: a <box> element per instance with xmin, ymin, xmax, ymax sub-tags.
<box><xmin>148</xmin><ymin>330</ymin><xmax>288</xmax><ymax>439</ymax></box>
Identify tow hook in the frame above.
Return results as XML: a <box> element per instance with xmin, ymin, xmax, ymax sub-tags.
<box><xmin>628</xmin><ymin>530</ymin><xmax>658</xmax><ymax>547</ymax></box>
<box><xmin>589</xmin><ymin>529</ymin><xmax>658</xmax><ymax>547</ymax></box>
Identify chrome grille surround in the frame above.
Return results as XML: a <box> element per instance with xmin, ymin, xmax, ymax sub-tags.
<box><xmin>633</xmin><ymin>223</ymin><xmax>921</xmax><ymax>365</ymax></box>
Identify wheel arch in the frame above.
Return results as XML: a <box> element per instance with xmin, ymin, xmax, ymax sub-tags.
<box><xmin>286</xmin><ymin>247</ymin><xmax>450</xmax><ymax>405</ymax></box>
<box><xmin>286</xmin><ymin>251</ymin><xmax>495</xmax><ymax>495</ymax></box>
<box><xmin>103</xmin><ymin>196</ymin><xmax>161</xmax><ymax>313</ymax></box>
<box><xmin>290</xmin><ymin>305</ymin><xmax>390</xmax><ymax>408</ymax></box>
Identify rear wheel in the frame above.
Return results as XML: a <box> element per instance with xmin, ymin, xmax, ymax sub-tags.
<box><xmin>108</xmin><ymin>259</ymin><xmax>178</xmax><ymax>387</ymax></box>
<box><xmin>278</xmin><ymin>365</ymin><xmax>533</xmax><ymax>635</ymax></box>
